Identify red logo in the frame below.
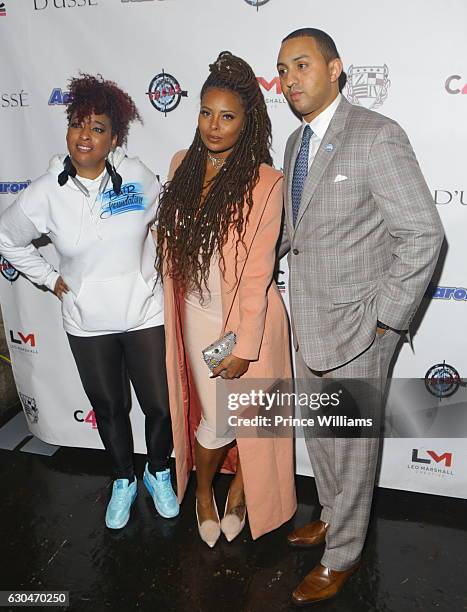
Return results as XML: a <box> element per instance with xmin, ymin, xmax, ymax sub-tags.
<box><xmin>74</xmin><ymin>409</ymin><xmax>98</xmax><ymax>429</ymax></box>
<box><xmin>257</xmin><ymin>76</ymin><xmax>282</xmax><ymax>95</ymax></box>
<box><xmin>412</xmin><ymin>449</ymin><xmax>453</xmax><ymax>467</ymax></box>
<box><xmin>10</xmin><ymin>330</ymin><xmax>36</xmax><ymax>346</ymax></box>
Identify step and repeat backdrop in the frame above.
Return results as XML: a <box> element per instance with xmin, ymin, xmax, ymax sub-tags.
<box><xmin>1</xmin><ymin>0</ymin><xmax>466</xmax><ymax>498</ymax></box>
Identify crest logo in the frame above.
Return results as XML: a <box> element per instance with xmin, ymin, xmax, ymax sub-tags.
<box><xmin>244</xmin><ymin>0</ymin><xmax>270</xmax><ymax>9</ymax></box>
<box><xmin>0</xmin><ymin>256</ymin><xmax>19</xmax><ymax>282</ymax></box>
<box><xmin>425</xmin><ymin>361</ymin><xmax>461</xmax><ymax>399</ymax></box>
<box><xmin>345</xmin><ymin>64</ymin><xmax>391</xmax><ymax>109</ymax></box>
<box><xmin>147</xmin><ymin>70</ymin><xmax>188</xmax><ymax>116</ymax></box>
<box><xmin>20</xmin><ymin>393</ymin><xmax>39</xmax><ymax>424</ymax></box>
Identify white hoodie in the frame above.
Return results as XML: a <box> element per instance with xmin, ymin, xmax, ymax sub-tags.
<box><xmin>0</xmin><ymin>147</ymin><xmax>164</xmax><ymax>336</ymax></box>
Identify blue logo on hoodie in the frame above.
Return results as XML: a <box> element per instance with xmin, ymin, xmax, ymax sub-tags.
<box><xmin>100</xmin><ymin>182</ymin><xmax>146</xmax><ymax>219</ymax></box>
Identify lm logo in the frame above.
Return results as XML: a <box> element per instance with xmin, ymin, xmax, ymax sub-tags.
<box><xmin>412</xmin><ymin>449</ymin><xmax>453</xmax><ymax>467</ymax></box>
<box><xmin>257</xmin><ymin>76</ymin><xmax>282</xmax><ymax>95</ymax></box>
<box><xmin>10</xmin><ymin>331</ymin><xmax>36</xmax><ymax>347</ymax></box>
<box><xmin>74</xmin><ymin>409</ymin><xmax>97</xmax><ymax>429</ymax></box>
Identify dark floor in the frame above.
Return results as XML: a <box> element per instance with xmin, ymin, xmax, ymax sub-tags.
<box><xmin>0</xmin><ymin>406</ymin><xmax>466</xmax><ymax>612</ymax></box>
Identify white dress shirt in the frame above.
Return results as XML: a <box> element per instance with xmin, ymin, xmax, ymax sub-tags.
<box><xmin>300</xmin><ymin>93</ymin><xmax>342</xmax><ymax>171</ymax></box>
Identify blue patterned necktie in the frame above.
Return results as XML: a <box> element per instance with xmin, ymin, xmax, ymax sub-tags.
<box><xmin>291</xmin><ymin>124</ymin><xmax>313</xmax><ymax>226</ymax></box>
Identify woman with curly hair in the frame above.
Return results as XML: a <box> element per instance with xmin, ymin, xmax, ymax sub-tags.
<box><xmin>0</xmin><ymin>74</ymin><xmax>179</xmax><ymax>529</ymax></box>
<box><xmin>156</xmin><ymin>52</ymin><xmax>296</xmax><ymax>547</ymax></box>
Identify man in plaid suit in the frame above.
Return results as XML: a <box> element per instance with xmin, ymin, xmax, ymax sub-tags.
<box><xmin>277</xmin><ymin>28</ymin><xmax>444</xmax><ymax>605</ymax></box>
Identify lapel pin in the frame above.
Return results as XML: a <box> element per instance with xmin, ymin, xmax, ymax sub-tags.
<box><xmin>325</xmin><ymin>143</ymin><xmax>334</xmax><ymax>152</ymax></box>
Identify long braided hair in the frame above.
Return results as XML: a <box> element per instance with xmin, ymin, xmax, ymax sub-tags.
<box><xmin>156</xmin><ymin>51</ymin><xmax>273</xmax><ymax>296</ymax></box>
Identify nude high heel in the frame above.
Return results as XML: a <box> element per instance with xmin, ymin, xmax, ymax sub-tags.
<box><xmin>220</xmin><ymin>491</ymin><xmax>246</xmax><ymax>542</ymax></box>
<box><xmin>196</xmin><ymin>491</ymin><xmax>221</xmax><ymax>548</ymax></box>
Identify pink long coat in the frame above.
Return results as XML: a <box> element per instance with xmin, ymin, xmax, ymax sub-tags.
<box><xmin>161</xmin><ymin>151</ymin><xmax>297</xmax><ymax>539</ymax></box>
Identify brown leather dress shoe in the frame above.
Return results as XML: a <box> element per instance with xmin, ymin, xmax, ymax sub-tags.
<box><xmin>287</xmin><ymin>520</ymin><xmax>329</xmax><ymax>548</ymax></box>
<box><xmin>292</xmin><ymin>561</ymin><xmax>360</xmax><ymax>606</ymax></box>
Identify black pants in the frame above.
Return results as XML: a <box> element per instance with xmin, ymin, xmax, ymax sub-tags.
<box><xmin>68</xmin><ymin>325</ymin><xmax>173</xmax><ymax>480</ymax></box>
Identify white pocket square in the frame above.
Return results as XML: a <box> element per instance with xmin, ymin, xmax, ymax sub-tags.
<box><xmin>334</xmin><ymin>174</ymin><xmax>348</xmax><ymax>183</ymax></box>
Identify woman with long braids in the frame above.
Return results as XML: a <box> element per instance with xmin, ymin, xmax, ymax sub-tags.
<box><xmin>156</xmin><ymin>52</ymin><xmax>296</xmax><ymax>547</ymax></box>
<box><xmin>0</xmin><ymin>74</ymin><xmax>179</xmax><ymax>529</ymax></box>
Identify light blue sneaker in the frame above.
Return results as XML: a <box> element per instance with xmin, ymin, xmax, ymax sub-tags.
<box><xmin>105</xmin><ymin>477</ymin><xmax>137</xmax><ymax>529</ymax></box>
<box><xmin>143</xmin><ymin>464</ymin><xmax>179</xmax><ymax>518</ymax></box>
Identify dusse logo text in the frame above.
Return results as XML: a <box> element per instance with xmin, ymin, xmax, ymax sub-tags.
<box><xmin>34</xmin><ymin>0</ymin><xmax>97</xmax><ymax>9</ymax></box>
<box><xmin>433</xmin><ymin>189</ymin><xmax>466</xmax><ymax>206</ymax></box>
<box><xmin>1</xmin><ymin>91</ymin><xmax>29</xmax><ymax>108</ymax></box>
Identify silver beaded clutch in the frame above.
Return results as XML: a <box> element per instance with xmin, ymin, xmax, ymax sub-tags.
<box><xmin>202</xmin><ymin>331</ymin><xmax>237</xmax><ymax>372</ymax></box>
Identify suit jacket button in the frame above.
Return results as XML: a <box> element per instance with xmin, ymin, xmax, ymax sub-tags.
<box><xmin>293</xmin><ymin>249</ymin><xmax>299</xmax><ymax>255</ymax></box>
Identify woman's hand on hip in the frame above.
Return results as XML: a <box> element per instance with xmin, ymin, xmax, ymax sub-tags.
<box><xmin>212</xmin><ymin>354</ymin><xmax>250</xmax><ymax>379</ymax></box>
<box><xmin>54</xmin><ymin>276</ymin><xmax>69</xmax><ymax>300</ymax></box>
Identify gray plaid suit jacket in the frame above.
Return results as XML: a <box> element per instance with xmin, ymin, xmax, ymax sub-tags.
<box><xmin>282</xmin><ymin>96</ymin><xmax>444</xmax><ymax>371</ymax></box>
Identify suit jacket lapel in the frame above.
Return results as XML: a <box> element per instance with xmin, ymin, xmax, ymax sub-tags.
<box><xmin>294</xmin><ymin>97</ymin><xmax>353</xmax><ymax>232</ymax></box>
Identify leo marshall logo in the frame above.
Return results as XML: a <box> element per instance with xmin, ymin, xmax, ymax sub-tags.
<box><xmin>0</xmin><ymin>3</ymin><xmax>6</xmax><ymax>16</ymax></box>
<box><xmin>48</xmin><ymin>88</ymin><xmax>71</xmax><ymax>105</ymax></box>
<box><xmin>257</xmin><ymin>76</ymin><xmax>285</xmax><ymax>105</ymax></box>
<box><xmin>244</xmin><ymin>0</ymin><xmax>271</xmax><ymax>9</ymax></box>
<box><xmin>147</xmin><ymin>70</ymin><xmax>188</xmax><ymax>116</ymax></box>
<box><xmin>425</xmin><ymin>361</ymin><xmax>460</xmax><ymax>399</ymax></box>
<box><xmin>408</xmin><ymin>448</ymin><xmax>454</xmax><ymax>478</ymax></box>
<box><xmin>426</xmin><ymin>283</ymin><xmax>467</xmax><ymax>302</ymax></box>
<box><xmin>345</xmin><ymin>64</ymin><xmax>390</xmax><ymax>109</ymax></box>
<box><xmin>0</xmin><ymin>180</ymin><xmax>30</xmax><ymax>194</ymax></box>
<box><xmin>8</xmin><ymin>330</ymin><xmax>38</xmax><ymax>355</ymax></box>
<box><xmin>20</xmin><ymin>393</ymin><xmax>39</xmax><ymax>424</ymax></box>
<box><xmin>433</xmin><ymin>189</ymin><xmax>466</xmax><ymax>206</ymax></box>
<box><xmin>0</xmin><ymin>256</ymin><xmax>19</xmax><ymax>282</ymax></box>
<box><xmin>74</xmin><ymin>408</ymin><xmax>97</xmax><ymax>429</ymax></box>
<box><xmin>33</xmin><ymin>0</ymin><xmax>97</xmax><ymax>10</ymax></box>
<box><xmin>1</xmin><ymin>91</ymin><xmax>29</xmax><ymax>109</ymax></box>
<box><xmin>445</xmin><ymin>75</ymin><xmax>467</xmax><ymax>95</ymax></box>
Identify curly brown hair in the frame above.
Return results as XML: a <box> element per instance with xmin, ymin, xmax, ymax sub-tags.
<box><xmin>66</xmin><ymin>73</ymin><xmax>142</xmax><ymax>146</ymax></box>
<box><xmin>156</xmin><ymin>51</ymin><xmax>273</xmax><ymax>296</ymax></box>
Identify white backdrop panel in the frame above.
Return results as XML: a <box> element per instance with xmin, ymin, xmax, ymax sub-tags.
<box><xmin>1</xmin><ymin>0</ymin><xmax>466</xmax><ymax>498</ymax></box>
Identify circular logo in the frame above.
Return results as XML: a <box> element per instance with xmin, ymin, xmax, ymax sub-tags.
<box><xmin>0</xmin><ymin>256</ymin><xmax>19</xmax><ymax>282</ymax></box>
<box><xmin>425</xmin><ymin>362</ymin><xmax>460</xmax><ymax>398</ymax></box>
<box><xmin>244</xmin><ymin>0</ymin><xmax>271</xmax><ymax>6</ymax></box>
<box><xmin>147</xmin><ymin>71</ymin><xmax>188</xmax><ymax>115</ymax></box>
